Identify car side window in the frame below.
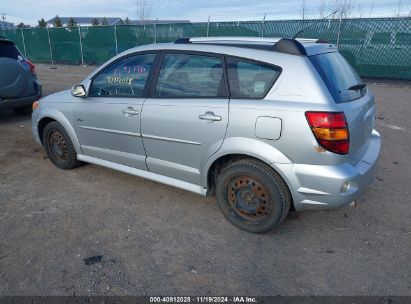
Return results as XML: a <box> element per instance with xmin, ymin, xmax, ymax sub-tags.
<box><xmin>155</xmin><ymin>53</ymin><xmax>224</xmax><ymax>98</ymax></box>
<box><xmin>227</xmin><ymin>57</ymin><xmax>281</xmax><ymax>99</ymax></box>
<box><xmin>89</xmin><ymin>53</ymin><xmax>156</xmax><ymax>97</ymax></box>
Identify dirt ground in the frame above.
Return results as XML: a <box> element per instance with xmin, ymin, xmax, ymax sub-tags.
<box><xmin>0</xmin><ymin>64</ymin><xmax>410</xmax><ymax>296</ymax></box>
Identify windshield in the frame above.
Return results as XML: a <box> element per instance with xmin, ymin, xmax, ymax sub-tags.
<box><xmin>310</xmin><ymin>52</ymin><xmax>365</xmax><ymax>103</ymax></box>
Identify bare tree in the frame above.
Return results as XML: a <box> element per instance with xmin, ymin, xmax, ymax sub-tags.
<box><xmin>331</xmin><ymin>0</ymin><xmax>357</xmax><ymax>19</ymax></box>
<box><xmin>356</xmin><ymin>2</ymin><xmax>364</xmax><ymax>18</ymax></box>
<box><xmin>367</xmin><ymin>2</ymin><xmax>375</xmax><ymax>17</ymax></box>
<box><xmin>300</xmin><ymin>0</ymin><xmax>307</xmax><ymax>20</ymax></box>
<box><xmin>317</xmin><ymin>0</ymin><xmax>328</xmax><ymax>18</ymax></box>
<box><xmin>137</xmin><ymin>0</ymin><xmax>152</xmax><ymax>24</ymax></box>
<box><xmin>393</xmin><ymin>0</ymin><xmax>403</xmax><ymax>17</ymax></box>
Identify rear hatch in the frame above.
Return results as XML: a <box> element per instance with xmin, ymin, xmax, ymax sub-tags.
<box><xmin>310</xmin><ymin>51</ymin><xmax>376</xmax><ymax>164</ymax></box>
<box><xmin>0</xmin><ymin>39</ymin><xmax>38</xmax><ymax>99</ymax></box>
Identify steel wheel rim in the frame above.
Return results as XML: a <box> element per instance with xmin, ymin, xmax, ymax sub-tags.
<box><xmin>226</xmin><ymin>175</ymin><xmax>273</xmax><ymax>221</ymax></box>
<box><xmin>48</xmin><ymin>130</ymin><xmax>68</xmax><ymax>163</ymax></box>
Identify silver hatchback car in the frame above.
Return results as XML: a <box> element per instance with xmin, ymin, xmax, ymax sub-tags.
<box><xmin>32</xmin><ymin>37</ymin><xmax>381</xmax><ymax>233</ymax></box>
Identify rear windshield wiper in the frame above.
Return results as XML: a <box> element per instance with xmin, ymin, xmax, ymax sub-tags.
<box><xmin>348</xmin><ymin>83</ymin><xmax>367</xmax><ymax>91</ymax></box>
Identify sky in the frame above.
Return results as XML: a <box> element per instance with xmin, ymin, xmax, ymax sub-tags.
<box><xmin>1</xmin><ymin>0</ymin><xmax>411</xmax><ymax>26</ymax></box>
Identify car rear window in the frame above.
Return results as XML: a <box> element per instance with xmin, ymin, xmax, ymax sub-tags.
<box><xmin>0</xmin><ymin>41</ymin><xmax>21</xmax><ymax>59</ymax></box>
<box><xmin>226</xmin><ymin>57</ymin><xmax>281</xmax><ymax>99</ymax></box>
<box><xmin>310</xmin><ymin>52</ymin><xmax>365</xmax><ymax>103</ymax></box>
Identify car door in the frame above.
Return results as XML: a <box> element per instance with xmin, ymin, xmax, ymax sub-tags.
<box><xmin>73</xmin><ymin>52</ymin><xmax>157</xmax><ymax>170</ymax></box>
<box><xmin>141</xmin><ymin>51</ymin><xmax>229</xmax><ymax>185</ymax></box>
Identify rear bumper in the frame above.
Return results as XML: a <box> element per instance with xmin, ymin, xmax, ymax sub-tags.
<box><xmin>275</xmin><ymin>129</ymin><xmax>381</xmax><ymax>211</ymax></box>
<box><xmin>0</xmin><ymin>81</ymin><xmax>42</xmax><ymax>110</ymax></box>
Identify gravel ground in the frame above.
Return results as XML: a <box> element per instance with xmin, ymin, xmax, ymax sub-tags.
<box><xmin>0</xmin><ymin>64</ymin><xmax>410</xmax><ymax>296</ymax></box>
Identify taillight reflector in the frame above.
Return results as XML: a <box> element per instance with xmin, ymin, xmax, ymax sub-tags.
<box><xmin>305</xmin><ymin>111</ymin><xmax>350</xmax><ymax>154</ymax></box>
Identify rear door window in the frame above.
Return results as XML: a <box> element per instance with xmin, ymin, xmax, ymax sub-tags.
<box><xmin>310</xmin><ymin>52</ymin><xmax>365</xmax><ymax>103</ymax></box>
<box><xmin>0</xmin><ymin>41</ymin><xmax>21</xmax><ymax>59</ymax></box>
<box><xmin>154</xmin><ymin>53</ymin><xmax>224</xmax><ymax>98</ymax></box>
<box><xmin>226</xmin><ymin>57</ymin><xmax>281</xmax><ymax>99</ymax></box>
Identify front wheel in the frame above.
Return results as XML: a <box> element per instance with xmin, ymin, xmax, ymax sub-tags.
<box><xmin>216</xmin><ymin>159</ymin><xmax>291</xmax><ymax>233</ymax></box>
<box><xmin>43</xmin><ymin>121</ymin><xmax>81</xmax><ymax>170</ymax></box>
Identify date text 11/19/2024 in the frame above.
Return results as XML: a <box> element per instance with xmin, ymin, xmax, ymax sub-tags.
<box><xmin>149</xmin><ymin>296</ymin><xmax>258</xmax><ymax>303</ymax></box>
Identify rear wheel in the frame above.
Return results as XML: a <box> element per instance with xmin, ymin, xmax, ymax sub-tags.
<box><xmin>43</xmin><ymin>121</ymin><xmax>81</xmax><ymax>170</ymax></box>
<box><xmin>216</xmin><ymin>159</ymin><xmax>291</xmax><ymax>233</ymax></box>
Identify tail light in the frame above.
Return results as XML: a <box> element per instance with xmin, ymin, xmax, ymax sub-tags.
<box><xmin>305</xmin><ymin>111</ymin><xmax>350</xmax><ymax>154</ymax></box>
<box><xmin>24</xmin><ymin>60</ymin><xmax>36</xmax><ymax>75</ymax></box>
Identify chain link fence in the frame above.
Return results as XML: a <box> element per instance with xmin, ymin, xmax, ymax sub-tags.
<box><xmin>2</xmin><ymin>17</ymin><xmax>410</xmax><ymax>80</ymax></box>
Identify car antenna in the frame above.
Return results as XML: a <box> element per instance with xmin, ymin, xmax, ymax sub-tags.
<box><xmin>292</xmin><ymin>10</ymin><xmax>339</xmax><ymax>39</ymax></box>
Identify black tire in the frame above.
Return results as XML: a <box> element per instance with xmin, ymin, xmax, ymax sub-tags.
<box><xmin>216</xmin><ymin>159</ymin><xmax>291</xmax><ymax>233</ymax></box>
<box><xmin>13</xmin><ymin>105</ymin><xmax>32</xmax><ymax>115</ymax></box>
<box><xmin>43</xmin><ymin>121</ymin><xmax>81</xmax><ymax>170</ymax></box>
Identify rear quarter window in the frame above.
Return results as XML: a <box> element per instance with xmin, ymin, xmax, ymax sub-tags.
<box><xmin>0</xmin><ymin>41</ymin><xmax>21</xmax><ymax>59</ymax></box>
<box><xmin>226</xmin><ymin>57</ymin><xmax>281</xmax><ymax>99</ymax></box>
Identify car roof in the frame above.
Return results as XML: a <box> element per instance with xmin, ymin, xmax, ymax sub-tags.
<box><xmin>0</xmin><ymin>37</ymin><xmax>15</xmax><ymax>45</ymax></box>
<box><xmin>179</xmin><ymin>37</ymin><xmax>338</xmax><ymax>56</ymax></box>
<box><xmin>123</xmin><ymin>37</ymin><xmax>337</xmax><ymax>60</ymax></box>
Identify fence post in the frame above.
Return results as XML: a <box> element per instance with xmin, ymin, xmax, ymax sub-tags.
<box><xmin>261</xmin><ymin>13</ymin><xmax>266</xmax><ymax>37</ymax></box>
<box><xmin>20</xmin><ymin>28</ymin><xmax>27</xmax><ymax>58</ymax></box>
<box><xmin>114</xmin><ymin>24</ymin><xmax>118</xmax><ymax>54</ymax></box>
<box><xmin>336</xmin><ymin>15</ymin><xmax>342</xmax><ymax>47</ymax></box>
<box><xmin>154</xmin><ymin>19</ymin><xmax>157</xmax><ymax>44</ymax></box>
<box><xmin>206</xmin><ymin>16</ymin><xmax>210</xmax><ymax>37</ymax></box>
<box><xmin>47</xmin><ymin>27</ymin><xmax>54</xmax><ymax>65</ymax></box>
<box><xmin>78</xmin><ymin>26</ymin><xmax>84</xmax><ymax>66</ymax></box>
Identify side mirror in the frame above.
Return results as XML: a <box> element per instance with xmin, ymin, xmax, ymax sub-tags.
<box><xmin>71</xmin><ymin>85</ymin><xmax>86</xmax><ymax>98</ymax></box>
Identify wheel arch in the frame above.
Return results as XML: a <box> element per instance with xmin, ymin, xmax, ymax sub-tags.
<box><xmin>202</xmin><ymin>137</ymin><xmax>293</xmax><ymax>194</ymax></box>
<box><xmin>205</xmin><ymin>153</ymin><xmax>296</xmax><ymax>211</ymax></box>
<box><xmin>35</xmin><ymin>109</ymin><xmax>82</xmax><ymax>154</ymax></box>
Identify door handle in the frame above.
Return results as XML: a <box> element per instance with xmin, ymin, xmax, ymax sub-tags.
<box><xmin>198</xmin><ymin>111</ymin><xmax>222</xmax><ymax>122</ymax></box>
<box><xmin>122</xmin><ymin>107</ymin><xmax>139</xmax><ymax>116</ymax></box>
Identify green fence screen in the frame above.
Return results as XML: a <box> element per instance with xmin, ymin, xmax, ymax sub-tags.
<box><xmin>2</xmin><ymin>17</ymin><xmax>410</xmax><ymax>80</ymax></box>
<box><xmin>49</xmin><ymin>27</ymin><xmax>82</xmax><ymax>65</ymax></box>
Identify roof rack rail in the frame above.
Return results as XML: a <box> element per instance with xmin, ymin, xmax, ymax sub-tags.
<box><xmin>174</xmin><ymin>37</ymin><xmax>316</xmax><ymax>56</ymax></box>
